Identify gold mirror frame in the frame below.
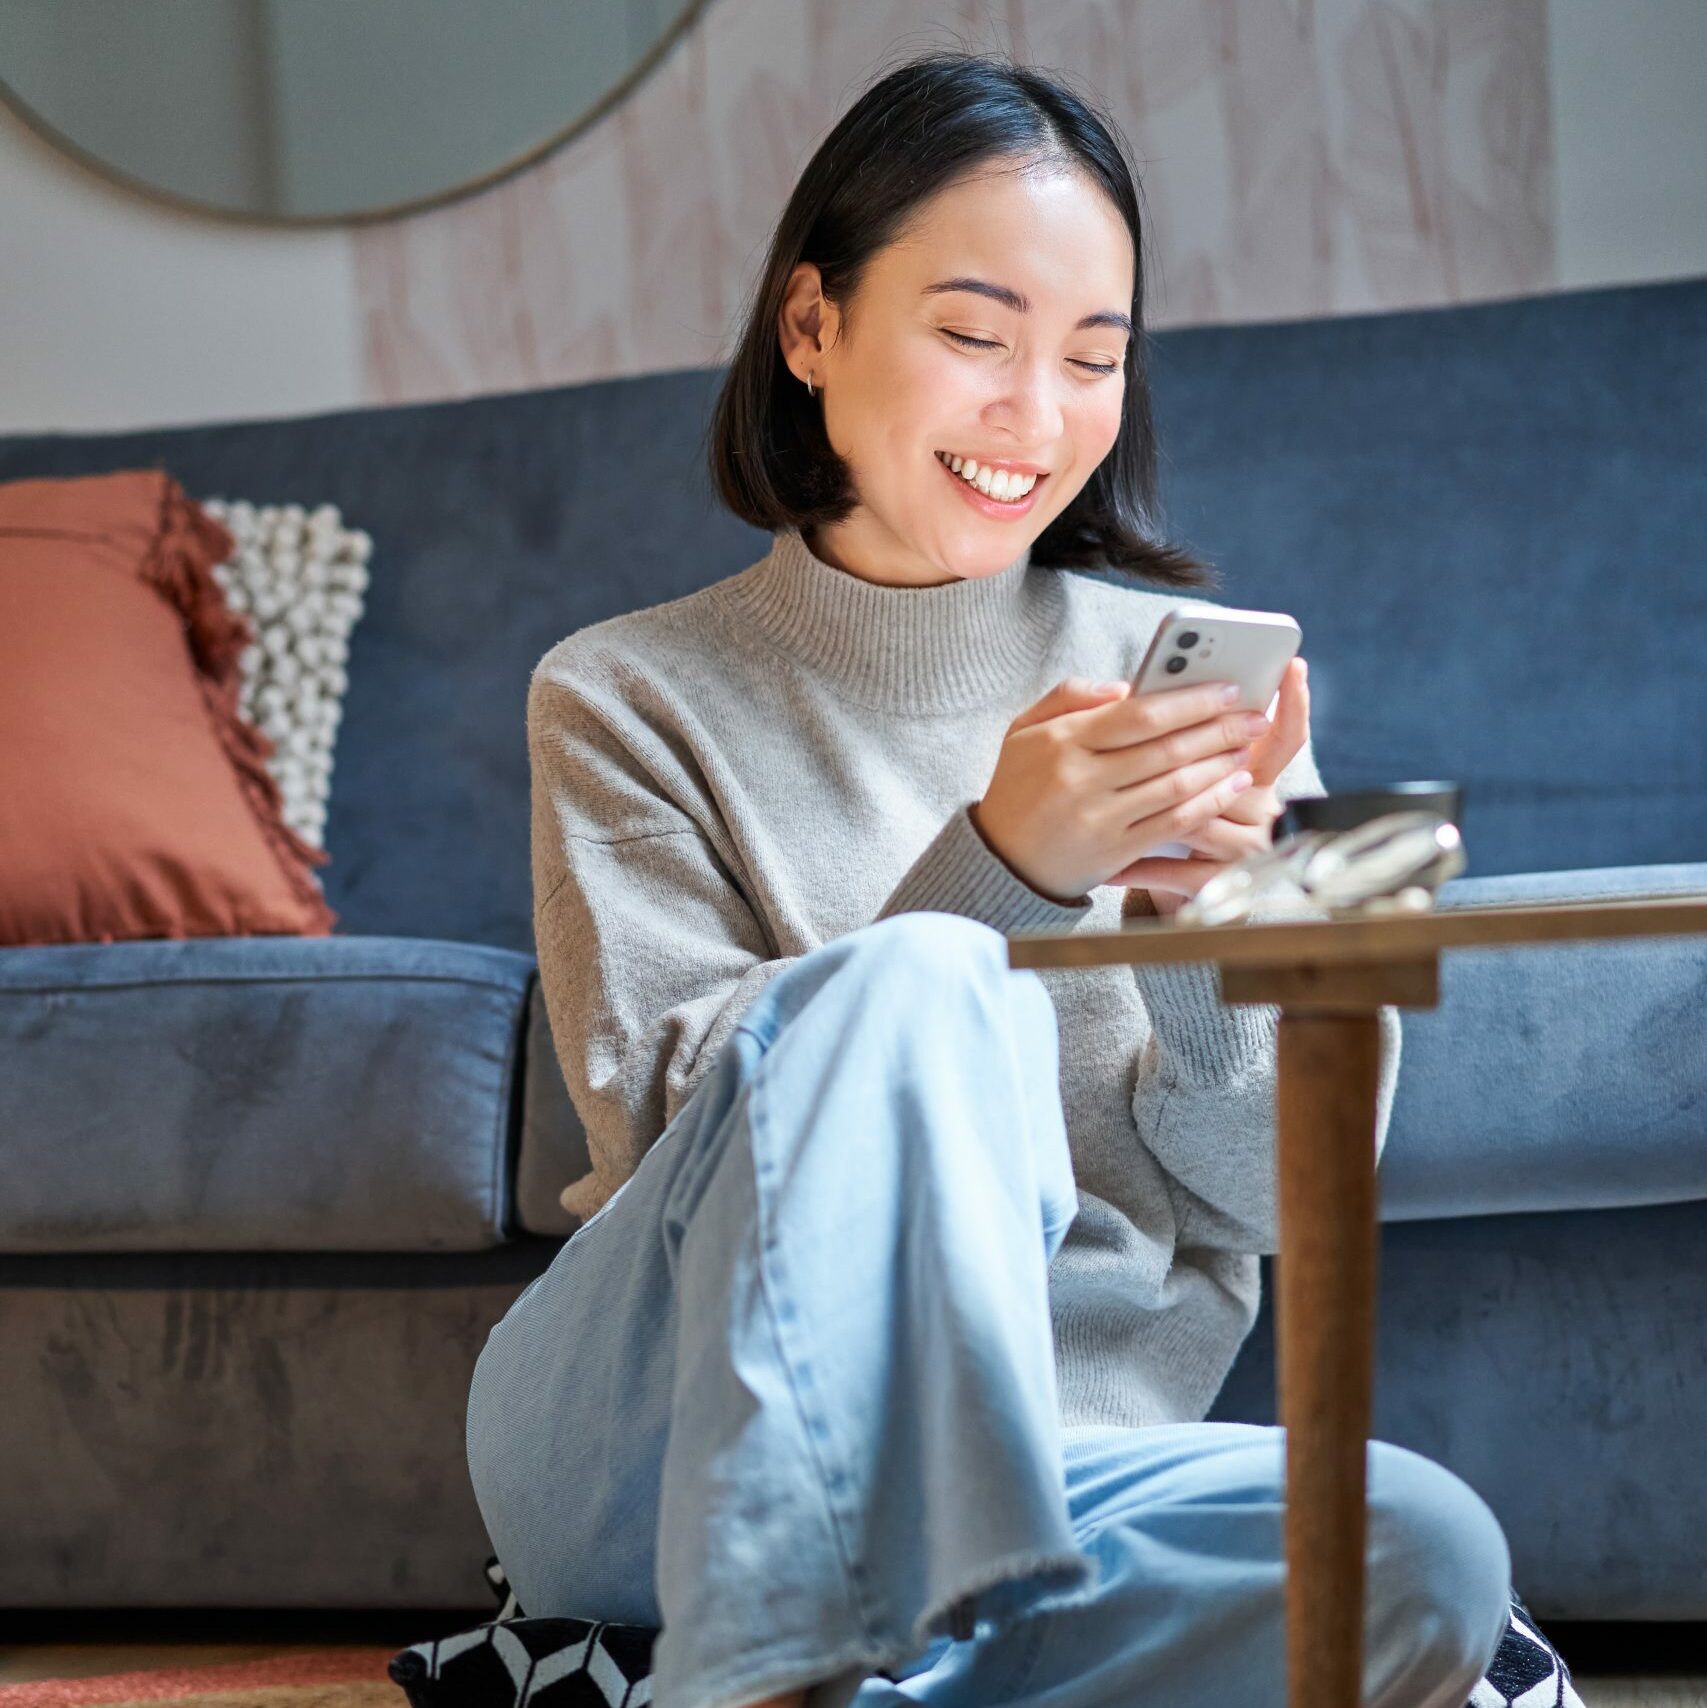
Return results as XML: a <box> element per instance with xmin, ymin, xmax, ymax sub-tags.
<box><xmin>0</xmin><ymin>0</ymin><xmax>712</xmax><ymax>228</ymax></box>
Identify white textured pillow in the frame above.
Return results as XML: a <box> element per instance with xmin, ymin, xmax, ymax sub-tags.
<box><xmin>201</xmin><ymin>499</ymin><xmax>371</xmax><ymax>849</ymax></box>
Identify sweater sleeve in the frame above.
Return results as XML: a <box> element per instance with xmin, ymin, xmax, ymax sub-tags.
<box><xmin>531</xmin><ymin>668</ymin><xmax>1093</xmax><ymax>1223</ymax></box>
<box><xmin>1127</xmin><ymin>729</ymin><xmax>1404</xmax><ymax>1254</ymax></box>
<box><xmin>874</xmin><ymin>797</ymin><xmax>1096</xmax><ymax>934</ymax></box>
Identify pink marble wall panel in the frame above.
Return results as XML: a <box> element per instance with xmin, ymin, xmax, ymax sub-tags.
<box><xmin>354</xmin><ymin>0</ymin><xmax>1555</xmax><ymax>406</ymax></box>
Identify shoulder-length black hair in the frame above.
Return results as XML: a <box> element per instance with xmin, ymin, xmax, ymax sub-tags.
<box><xmin>707</xmin><ymin>50</ymin><xmax>1215</xmax><ymax>591</ymax></box>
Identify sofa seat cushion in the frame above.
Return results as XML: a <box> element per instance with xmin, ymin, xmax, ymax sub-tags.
<box><xmin>515</xmin><ymin>978</ymin><xmax>592</xmax><ymax>1238</ymax></box>
<box><xmin>0</xmin><ymin>935</ymin><xmax>534</xmax><ymax>1252</ymax></box>
<box><xmin>1379</xmin><ymin>863</ymin><xmax>1707</xmax><ymax>1223</ymax></box>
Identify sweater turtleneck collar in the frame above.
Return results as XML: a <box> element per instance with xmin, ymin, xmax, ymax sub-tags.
<box><xmin>723</xmin><ymin>526</ymin><xmax>1066</xmax><ymax>714</ymax></box>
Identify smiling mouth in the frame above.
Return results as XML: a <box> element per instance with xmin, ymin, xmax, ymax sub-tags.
<box><xmin>935</xmin><ymin>450</ymin><xmax>1046</xmax><ymax>503</ymax></box>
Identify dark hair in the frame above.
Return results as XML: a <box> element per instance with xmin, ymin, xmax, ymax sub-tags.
<box><xmin>707</xmin><ymin>50</ymin><xmax>1214</xmax><ymax>591</ymax></box>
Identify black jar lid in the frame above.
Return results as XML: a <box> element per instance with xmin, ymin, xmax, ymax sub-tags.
<box><xmin>1277</xmin><ymin>781</ymin><xmax>1462</xmax><ymax>840</ymax></box>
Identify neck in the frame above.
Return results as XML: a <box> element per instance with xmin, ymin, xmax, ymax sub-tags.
<box><xmin>804</xmin><ymin>519</ymin><xmax>1014</xmax><ymax>590</ymax></box>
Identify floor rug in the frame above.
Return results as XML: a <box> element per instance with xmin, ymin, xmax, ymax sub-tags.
<box><xmin>0</xmin><ymin>1651</ymin><xmax>399</xmax><ymax>1708</ymax></box>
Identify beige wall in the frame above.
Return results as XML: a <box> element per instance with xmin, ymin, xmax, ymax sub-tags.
<box><xmin>2</xmin><ymin>0</ymin><xmax>1703</xmax><ymax>434</ymax></box>
<box><xmin>1548</xmin><ymin>0</ymin><xmax>1707</xmax><ymax>291</ymax></box>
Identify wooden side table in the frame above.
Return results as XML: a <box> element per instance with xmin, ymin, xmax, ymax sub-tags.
<box><xmin>1008</xmin><ymin>893</ymin><xmax>1707</xmax><ymax>1708</ymax></box>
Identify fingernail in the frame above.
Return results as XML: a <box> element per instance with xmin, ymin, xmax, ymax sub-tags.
<box><xmin>1094</xmin><ymin>680</ymin><xmax>1126</xmax><ymax>693</ymax></box>
<box><xmin>1230</xmin><ymin>770</ymin><xmax>1254</xmax><ymax>791</ymax></box>
<box><xmin>1219</xmin><ymin>683</ymin><xmax>1241</xmax><ymax>703</ymax></box>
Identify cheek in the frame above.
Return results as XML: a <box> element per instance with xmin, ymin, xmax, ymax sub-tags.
<box><xmin>890</xmin><ymin>343</ymin><xmax>978</xmax><ymax>429</ymax></box>
<box><xmin>1079</xmin><ymin>382</ymin><xmax>1126</xmax><ymax>457</ymax></box>
<box><xmin>833</xmin><ymin>334</ymin><xmax>925</xmax><ymax>408</ymax></box>
<box><xmin>866</xmin><ymin>350</ymin><xmax>972</xmax><ymax>473</ymax></box>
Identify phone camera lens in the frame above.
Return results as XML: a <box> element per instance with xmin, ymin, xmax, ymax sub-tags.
<box><xmin>1165</xmin><ymin>655</ymin><xmax>1188</xmax><ymax>675</ymax></box>
<box><xmin>1176</xmin><ymin>630</ymin><xmax>1200</xmax><ymax>649</ymax></box>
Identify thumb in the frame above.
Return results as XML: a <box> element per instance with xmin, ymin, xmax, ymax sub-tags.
<box><xmin>1010</xmin><ymin>675</ymin><xmax>1129</xmax><ymax>734</ymax></box>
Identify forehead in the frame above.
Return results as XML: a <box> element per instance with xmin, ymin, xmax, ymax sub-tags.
<box><xmin>881</xmin><ymin>164</ymin><xmax>1134</xmax><ymax>308</ymax></box>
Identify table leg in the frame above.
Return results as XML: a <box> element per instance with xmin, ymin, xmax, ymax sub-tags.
<box><xmin>1275</xmin><ymin>1010</ymin><xmax>1384</xmax><ymax>1708</ymax></box>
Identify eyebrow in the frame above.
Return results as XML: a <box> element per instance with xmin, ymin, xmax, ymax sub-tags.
<box><xmin>922</xmin><ymin>276</ymin><xmax>1134</xmax><ymax>336</ymax></box>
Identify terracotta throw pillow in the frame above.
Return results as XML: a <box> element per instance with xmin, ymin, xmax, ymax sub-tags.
<box><xmin>0</xmin><ymin>469</ymin><xmax>337</xmax><ymax>946</ymax></box>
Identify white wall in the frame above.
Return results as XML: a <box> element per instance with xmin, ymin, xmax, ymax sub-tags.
<box><xmin>1</xmin><ymin>0</ymin><xmax>1703</xmax><ymax>437</ymax></box>
<box><xmin>0</xmin><ymin>100</ymin><xmax>362</xmax><ymax>434</ymax></box>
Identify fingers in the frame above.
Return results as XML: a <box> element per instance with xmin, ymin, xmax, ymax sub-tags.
<box><xmin>1003</xmin><ymin>665</ymin><xmax>1304</xmax><ymax>897</ymax></box>
<box><xmin>1249</xmin><ymin>658</ymin><xmax>1309</xmax><ymax>786</ymax></box>
<box><xmin>1113</xmin><ymin>754</ymin><xmax>1256</xmax><ymax>855</ymax></box>
<box><xmin>1098</xmin><ymin>704</ymin><xmax>1270</xmax><ymax>791</ymax></box>
<box><xmin>1066</xmin><ymin>678</ymin><xmax>1246</xmax><ymax>751</ymax></box>
<box><xmin>1009</xmin><ymin>676</ymin><xmax>1128</xmax><ymax>734</ymax></box>
<box><xmin>1110</xmin><ymin>745</ymin><xmax>1251</xmax><ymax>826</ymax></box>
<box><xmin>1169</xmin><ymin>813</ymin><xmax>1272</xmax><ymax>864</ymax></box>
<box><xmin>1109</xmin><ymin>854</ymin><xmax>1224</xmax><ymax>895</ymax></box>
<box><xmin>1110</xmin><ymin>798</ymin><xmax>1275</xmax><ymax>885</ymax></box>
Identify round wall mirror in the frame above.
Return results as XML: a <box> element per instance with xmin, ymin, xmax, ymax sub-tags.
<box><xmin>0</xmin><ymin>0</ymin><xmax>709</xmax><ymax>225</ymax></box>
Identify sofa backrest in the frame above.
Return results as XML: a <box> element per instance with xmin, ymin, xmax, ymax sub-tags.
<box><xmin>3</xmin><ymin>276</ymin><xmax>1701</xmax><ymax>951</ymax></box>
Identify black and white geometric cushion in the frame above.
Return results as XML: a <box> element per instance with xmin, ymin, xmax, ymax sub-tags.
<box><xmin>389</xmin><ymin>1556</ymin><xmax>1581</xmax><ymax>1708</ymax></box>
<box><xmin>1469</xmin><ymin>1590</ymin><xmax>1587</xmax><ymax>1708</ymax></box>
<box><xmin>387</xmin><ymin>1557</ymin><xmax>655</xmax><ymax>1708</ymax></box>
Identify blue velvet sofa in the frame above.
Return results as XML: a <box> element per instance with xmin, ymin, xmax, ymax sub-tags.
<box><xmin>1</xmin><ymin>275</ymin><xmax>1702</xmax><ymax>1617</ymax></box>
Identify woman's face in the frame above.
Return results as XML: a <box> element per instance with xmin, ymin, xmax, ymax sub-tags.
<box><xmin>778</xmin><ymin>162</ymin><xmax>1134</xmax><ymax>588</ymax></box>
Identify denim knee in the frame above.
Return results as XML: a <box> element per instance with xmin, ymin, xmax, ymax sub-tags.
<box><xmin>1365</xmin><ymin>1441</ymin><xmax>1512</xmax><ymax>1682</ymax></box>
<box><xmin>840</xmin><ymin>911</ymin><xmax>1055</xmax><ymax>1025</ymax></box>
<box><xmin>827</xmin><ymin>911</ymin><xmax>1060</xmax><ymax>1104</ymax></box>
<box><xmin>847</xmin><ymin>908</ymin><xmax>1012</xmax><ymax>976</ymax></box>
<box><xmin>743</xmin><ymin>910</ymin><xmax>1069</xmax><ymax>1206</ymax></box>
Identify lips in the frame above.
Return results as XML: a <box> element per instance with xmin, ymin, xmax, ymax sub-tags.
<box><xmin>934</xmin><ymin>449</ymin><xmax>1047</xmax><ymax>503</ymax></box>
<box><xmin>935</xmin><ymin>450</ymin><xmax>1045</xmax><ymax>518</ymax></box>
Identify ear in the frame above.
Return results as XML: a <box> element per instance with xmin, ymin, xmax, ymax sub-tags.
<box><xmin>777</xmin><ymin>261</ymin><xmax>831</xmax><ymax>387</ymax></box>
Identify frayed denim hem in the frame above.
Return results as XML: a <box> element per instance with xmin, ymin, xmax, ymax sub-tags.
<box><xmin>665</xmin><ymin>1632</ymin><xmax>903</xmax><ymax>1708</ymax></box>
<box><xmin>658</xmin><ymin>1547</ymin><xmax>1099</xmax><ymax>1708</ymax></box>
<box><xmin>911</xmin><ymin>1544</ymin><xmax>1100</xmax><ymax>1654</ymax></box>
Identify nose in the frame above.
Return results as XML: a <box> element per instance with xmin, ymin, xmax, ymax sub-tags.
<box><xmin>983</xmin><ymin>352</ymin><xmax>1066</xmax><ymax>448</ymax></box>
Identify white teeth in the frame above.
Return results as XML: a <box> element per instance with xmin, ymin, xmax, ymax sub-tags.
<box><xmin>936</xmin><ymin>450</ymin><xmax>1040</xmax><ymax>502</ymax></box>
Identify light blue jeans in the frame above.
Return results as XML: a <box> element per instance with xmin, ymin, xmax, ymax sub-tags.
<box><xmin>467</xmin><ymin>912</ymin><xmax>1512</xmax><ymax>1708</ymax></box>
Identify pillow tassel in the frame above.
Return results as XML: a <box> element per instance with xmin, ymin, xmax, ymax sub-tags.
<box><xmin>143</xmin><ymin>474</ymin><xmax>336</xmax><ymax>926</ymax></box>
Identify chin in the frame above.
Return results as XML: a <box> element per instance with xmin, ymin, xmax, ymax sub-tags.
<box><xmin>941</xmin><ymin>529</ymin><xmax>1042</xmax><ymax>579</ymax></box>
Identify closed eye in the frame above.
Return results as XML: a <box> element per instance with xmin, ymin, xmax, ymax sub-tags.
<box><xmin>942</xmin><ymin>328</ymin><xmax>1121</xmax><ymax>376</ymax></box>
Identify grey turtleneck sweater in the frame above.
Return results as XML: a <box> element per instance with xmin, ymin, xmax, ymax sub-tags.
<box><xmin>529</xmin><ymin>525</ymin><xmax>1402</xmax><ymax>1430</ymax></box>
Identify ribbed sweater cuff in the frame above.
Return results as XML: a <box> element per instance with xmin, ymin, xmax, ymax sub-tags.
<box><xmin>1130</xmin><ymin>958</ymin><xmax>1273</xmax><ymax>1082</ymax></box>
<box><xmin>1130</xmin><ymin>887</ymin><xmax>1331</xmax><ymax>1083</ymax></box>
<box><xmin>875</xmin><ymin>802</ymin><xmax>1092</xmax><ymax>937</ymax></box>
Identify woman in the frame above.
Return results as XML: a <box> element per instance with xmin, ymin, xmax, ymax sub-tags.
<box><xmin>467</xmin><ymin>51</ymin><xmax>1515</xmax><ymax>1708</ymax></box>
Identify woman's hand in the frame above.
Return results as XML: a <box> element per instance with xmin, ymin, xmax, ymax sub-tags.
<box><xmin>1115</xmin><ymin>658</ymin><xmax>1310</xmax><ymax>913</ymax></box>
<box><xmin>971</xmin><ymin>674</ymin><xmax>1274</xmax><ymax>904</ymax></box>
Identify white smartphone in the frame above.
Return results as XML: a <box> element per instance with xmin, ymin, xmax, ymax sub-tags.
<box><xmin>1130</xmin><ymin>602</ymin><xmax>1303</xmax><ymax>860</ymax></box>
